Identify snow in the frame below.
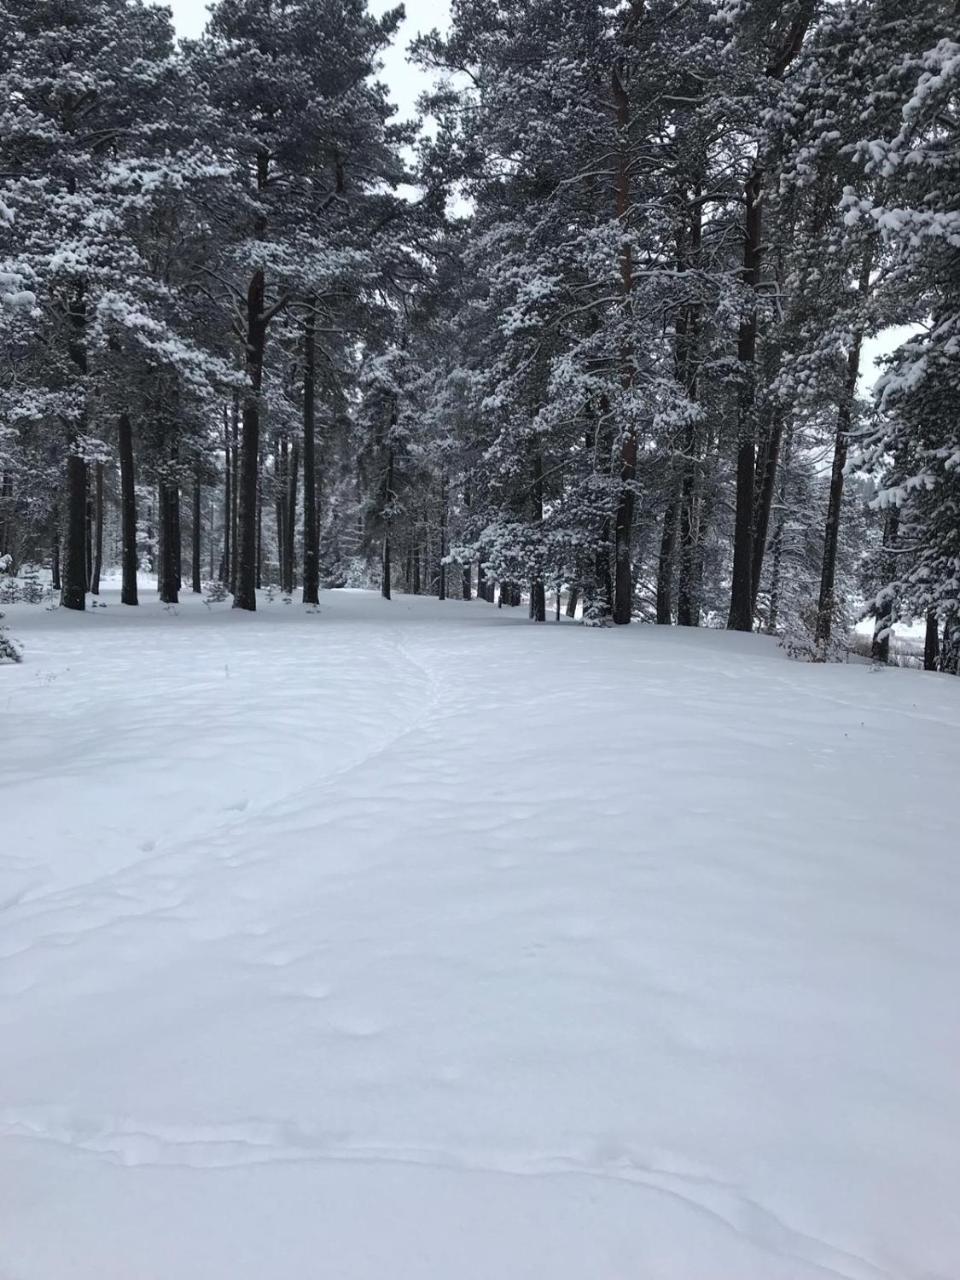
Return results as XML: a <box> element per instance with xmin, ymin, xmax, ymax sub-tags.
<box><xmin>2</xmin><ymin>588</ymin><xmax>960</xmax><ymax>1280</ymax></box>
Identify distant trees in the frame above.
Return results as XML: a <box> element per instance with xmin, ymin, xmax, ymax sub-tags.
<box><xmin>0</xmin><ymin>0</ymin><xmax>956</xmax><ymax>669</ymax></box>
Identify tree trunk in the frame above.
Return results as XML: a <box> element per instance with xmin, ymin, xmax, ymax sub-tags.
<box><xmin>766</xmin><ymin>425</ymin><xmax>793</xmax><ymax>634</ymax></box>
<box><xmin>158</xmin><ymin>482</ymin><xmax>180</xmax><ymax>604</ymax></box>
<box><xmin>611</xmin><ymin>64</ymin><xmax>636</xmax><ymax>626</ymax></box>
<box><xmin>231</xmin><ymin>394</ymin><xmax>240</xmax><ymax>592</ymax></box>
<box><xmin>85</xmin><ymin>485</ymin><xmax>94</xmax><ymax>593</ymax></box>
<box><xmin>924</xmin><ymin>612</ymin><xmax>940</xmax><ymax>672</ymax></box>
<box><xmin>656</xmin><ymin>496</ymin><xmax>679</xmax><ymax>624</ymax></box>
<box><xmin>234</xmin><ymin>270</ymin><xmax>267</xmax><ymax>611</ymax></box>
<box><xmin>871</xmin><ymin>508</ymin><xmax>899</xmax><ymax>663</ymax></box>
<box><xmin>727</xmin><ymin>168</ymin><xmax>763</xmax><ymax>632</ymax></box>
<box><xmin>815</xmin><ymin>247</ymin><xmax>872</xmax><ymax>647</ymax></box>
<box><xmin>284</xmin><ymin>438</ymin><xmax>299</xmax><ymax>595</ymax></box>
<box><xmin>413</xmin><ymin>547</ymin><xmax>421</xmax><ymax>595</ymax></box>
<box><xmin>192</xmin><ymin>469</ymin><xmax>202</xmax><ymax>593</ymax></box>
<box><xmin>256</xmin><ymin>442</ymin><xmax>264</xmax><ymax>590</ymax></box>
<box><xmin>118</xmin><ymin>413</ymin><xmax>139</xmax><ymax>605</ymax></box>
<box><xmin>750</xmin><ymin>411</ymin><xmax>784</xmax><ymax>613</ymax></box>
<box><xmin>438</xmin><ymin>476</ymin><xmax>447</xmax><ymax>601</ymax></box>
<box><xmin>90</xmin><ymin>461</ymin><xmax>103</xmax><ymax>595</ymax></box>
<box><xmin>222</xmin><ymin>405</ymin><xmax>231</xmax><ymax>585</ymax></box>
<box><xmin>462</xmin><ymin>565</ymin><xmax>471</xmax><ymax>601</ymax></box>
<box><xmin>477</xmin><ymin>559</ymin><xmax>486</xmax><ymax>602</ymax></box>
<box><xmin>62</xmin><ymin>453</ymin><xmax>87</xmax><ymax>610</ymax></box>
<box><xmin>51</xmin><ymin>506</ymin><xmax>62</xmax><ymax>592</ymax></box>
<box><xmin>302</xmin><ymin>308</ymin><xmax>319</xmax><ymax>605</ymax></box>
<box><xmin>565</xmin><ymin>586</ymin><xmax>579</xmax><ymax>618</ymax></box>
<box><xmin>381</xmin><ymin>533</ymin><xmax>391</xmax><ymax>600</ymax></box>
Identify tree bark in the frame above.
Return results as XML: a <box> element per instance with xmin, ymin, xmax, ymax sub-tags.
<box><xmin>62</xmin><ymin>453</ymin><xmax>87</xmax><ymax>611</ymax></box>
<box><xmin>51</xmin><ymin>506</ymin><xmax>62</xmax><ymax>592</ymax></box>
<box><xmin>192</xmin><ymin>469</ymin><xmax>202</xmax><ymax>593</ymax></box>
<box><xmin>656</xmin><ymin>495</ymin><xmax>679</xmax><ymax>624</ymax></box>
<box><xmin>301</xmin><ymin>308</ymin><xmax>319</xmax><ymax>604</ymax></box>
<box><xmin>766</xmin><ymin>425</ymin><xmax>793</xmax><ymax>634</ymax></box>
<box><xmin>815</xmin><ymin>246</ymin><xmax>872</xmax><ymax>646</ymax></box>
<box><xmin>438</xmin><ymin>483</ymin><xmax>447</xmax><ymax>602</ymax></box>
<box><xmin>727</xmin><ymin>167</ymin><xmax>763</xmax><ymax>632</ymax></box>
<box><xmin>284</xmin><ymin>438</ymin><xmax>299</xmax><ymax>595</ymax></box>
<box><xmin>221</xmin><ymin>406</ymin><xmax>231</xmax><ymax>585</ymax></box>
<box><xmin>230</xmin><ymin>393</ymin><xmax>240</xmax><ymax>592</ymax></box>
<box><xmin>118</xmin><ymin>413</ymin><xmax>139</xmax><ymax>605</ymax></box>
<box><xmin>611</xmin><ymin>63</ymin><xmax>636</xmax><ymax>626</ymax></box>
<box><xmin>871</xmin><ymin>508</ymin><xmax>899</xmax><ymax>663</ymax></box>
<box><xmin>923</xmin><ymin>612</ymin><xmax>940</xmax><ymax>672</ymax></box>
<box><xmin>234</xmin><ymin>270</ymin><xmax>268</xmax><ymax>611</ymax></box>
<box><xmin>61</xmin><ymin>289</ymin><xmax>89</xmax><ymax>610</ymax></box>
<box><xmin>90</xmin><ymin>461</ymin><xmax>103</xmax><ymax>595</ymax></box>
<box><xmin>158</xmin><ymin>481</ymin><xmax>180</xmax><ymax>604</ymax></box>
<box><xmin>565</xmin><ymin>586</ymin><xmax>579</xmax><ymax>618</ymax></box>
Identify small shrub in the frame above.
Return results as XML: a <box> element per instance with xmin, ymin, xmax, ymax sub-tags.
<box><xmin>0</xmin><ymin>612</ymin><xmax>21</xmax><ymax>663</ymax></box>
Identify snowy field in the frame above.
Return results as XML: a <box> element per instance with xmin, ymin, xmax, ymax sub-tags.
<box><xmin>2</xmin><ymin>588</ymin><xmax>959</xmax><ymax>1280</ymax></box>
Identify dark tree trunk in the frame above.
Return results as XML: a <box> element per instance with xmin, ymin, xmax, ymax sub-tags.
<box><xmin>565</xmin><ymin>586</ymin><xmax>579</xmax><ymax>618</ymax></box>
<box><xmin>530</xmin><ymin>580</ymin><xmax>546</xmax><ymax>622</ymax></box>
<box><xmin>158</xmin><ymin>482</ymin><xmax>180</xmax><ymax>604</ymax></box>
<box><xmin>173</xmin><ymin>479</ymin><xmax>182</xmax><ymax>592</ymax></box>
<box><xmin>192</xmin><ymin>469</ymin><xmax>202</xmax><ymax>593</ymax></box>
<box><xmin>284</xmin><ymin>438</ymin><xmax>299</xmax><ymax>595</ymax></box>
<box><xmin>61</xmin><ymin>284</ymin><xmax>88</xmax><ymax>610</ymax></box>
<box><xmin>275</xmin><ymin>435</ymin><xmax>288</xmax><ymax>590</ymax></box>
<box><xmin>301</xmin><ymin>308</ymin><xmax>319</xmax><ymax>604</ymax></box>
<box><xmin>256</xmin><ymin>443</ymin><xmax>264</xmax><ymax>590</ymax></box>
<box><xmin>118</xmin><ymin>412</ymin><xmax>139</xmax><ymax>605</ymax></box>
<box><xmin>477</xmin><ymin>558</ymin><xmax>486</xmax><ymax>602</ymax></box>
<box><xmin>727</xmin><ymin>168</ymin><xmax>763</xmax><ymax>632</ymax></box>
<box><xmin>462</xmin><ymin>565</ymin><xmax>472</xmax><ymax>601</ymax></box>
<box><xmin>222</xmin><ymin>405</ymin><xmax>231</xmax><ymax>585</ymax></box>
<box><xmin>815</xmin><ymin>248</ymin><xmax>872</xmax><ymax>646</ymax></box>
<box><xmin>656</xmin><ymin>496</ymin><xmax>679</xmax><ymax>624</ymax></box>
<box><xmin>611</xmin><ymin>62</ymin><xmax>636</xmax><ymax>626</ymax></box>
<box><xmin>413</xmin><ymin>547</ymin><xmax>421</xmax><ymax>595</ymax></box>
<box><xmin>530</xmin><ymin>449</ymin><xmax>545</xmax><ymax>620</ymax></box>
<box><xmin>438</xmin><ymin>476</ymin><xmax>447</xmax><ymax>601</ymax></box>
<box><xmin>234</xmin><ymin>270</ymin><xmax>268</xmax><ymax>611</ymax></box>
<box><xmin>924</xmin><ymin>612</ymin><xmax>940</xmax><ymax>672</ymax></box>
<box><xmin>85</xmin><ymin>486</ymin><xmax>94</xmax><ymax>593</ymax></box>
<box><xmin>871</xmin><ymin>509</ymin><xmax>899</xmax><ymax>663</ymax></box>
<box><xmin>676</xmin><ymin>194</ymin><xmax>703</xmax><ymax>628</ymax></box>
<box><xmin>51</xmin><ymin>507</ymin><xmax>62</xmax><ymax>592</ymax></box>
<box><xmin>230</xmin><ymin>394</ymin><xmax>240</xmax><ymax>592</ymax></box>
<box><xmin>90</xmin><ymin>461</ymin><xmax>103</xmax><ymax>595</ymax></box>
<box><xmin>381</xmin><ymin>534</ymin><xmax>391</xmax><ymax>600</ymax></box>
<box><xmin>62</xmin><ymin>453</ymin><xmax>87</xmax><ymax>610</ymax></box>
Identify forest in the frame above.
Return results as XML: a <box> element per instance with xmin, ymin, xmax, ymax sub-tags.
<box><xmin>0</xmin><ymin>0</ymin><xmax>958</xmax><ymax>660</ymax></box>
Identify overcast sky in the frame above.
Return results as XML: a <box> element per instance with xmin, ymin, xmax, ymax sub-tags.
<box><xmin>165</xmin><ymin>0</ymin><xmax>447</xmax><ymax>122</ymax></box>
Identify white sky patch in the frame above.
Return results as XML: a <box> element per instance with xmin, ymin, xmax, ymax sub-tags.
<box><xmin>163</xmin><ymin>0</ymin><xmax>449</xmax><ymax>123</ymax></box>
<box><xmin>858</xmin><ymin>323</ymin><xmax>924</xmax><ymax>393</ymax></box>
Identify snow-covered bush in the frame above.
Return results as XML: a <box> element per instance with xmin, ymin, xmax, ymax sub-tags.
<box><xmin>0</xmin><ymin>612</ymin><xmax>21</xmax><ymax>663</ymax></box>
<box><xmin>203</xmin><ymin>579</ymin><xmax>230</xmax><ymax>605</ymax></box>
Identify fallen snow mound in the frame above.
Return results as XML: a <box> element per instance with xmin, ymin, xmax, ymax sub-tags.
<box><xmin>2</xmin><ymin>588</ymin><xmax>958</xmax><ymax>1279</ymax></box>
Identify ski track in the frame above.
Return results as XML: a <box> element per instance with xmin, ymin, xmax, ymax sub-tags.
<box><xmin>2</xmin><ymin>587</ymin><xmax>959</xmax><ymax>1279</ymax></box>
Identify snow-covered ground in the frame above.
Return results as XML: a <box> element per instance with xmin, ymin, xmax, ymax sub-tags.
<box><xmin>2</xmin><ymin>588</ymin><xmax>959</xmax><ymax>1280</ymax></box>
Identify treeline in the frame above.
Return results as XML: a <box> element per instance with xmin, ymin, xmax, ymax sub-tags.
<box><xmin>0</xmin><ymin>0</ymin><xmax>957</xmax><ymax>669</ymax></box>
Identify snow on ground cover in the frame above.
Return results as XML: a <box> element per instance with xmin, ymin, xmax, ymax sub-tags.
<box><xmin>1</xmin><ymin>587</ymin><xmax>959</xmax><ymax>1280</ymax></box>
